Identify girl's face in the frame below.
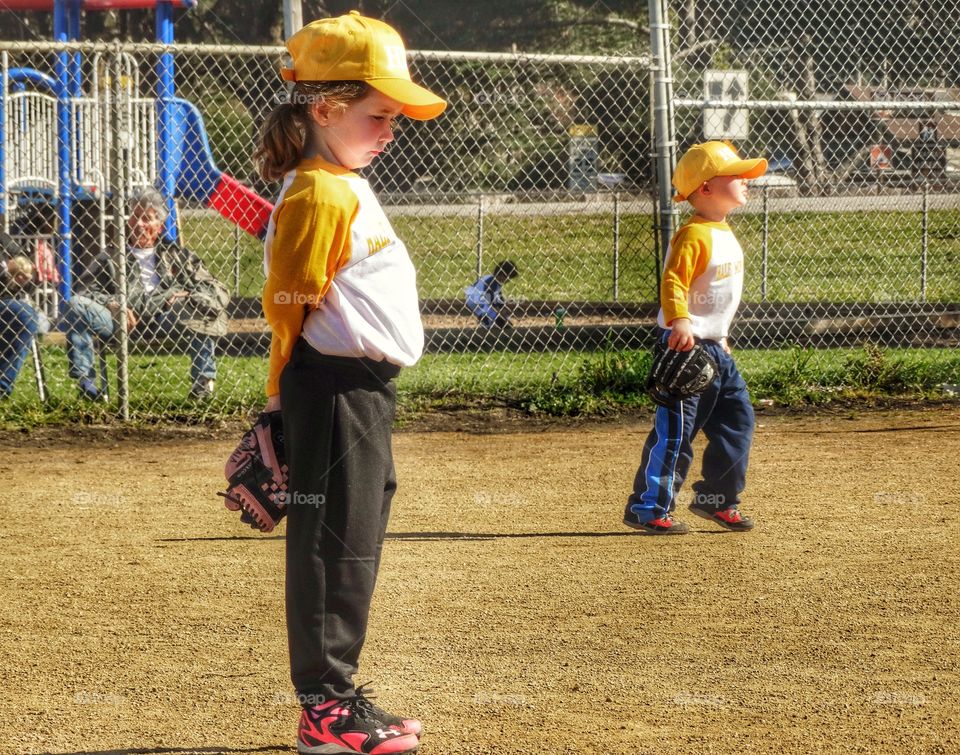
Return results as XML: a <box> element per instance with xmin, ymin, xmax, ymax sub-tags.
<box><xmin>312</xmin><ymin>89</ymin><xmax>403</xmax><ymax>170</ymax></box>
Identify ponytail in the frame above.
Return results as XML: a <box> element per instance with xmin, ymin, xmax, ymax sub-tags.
<box><xmin>254</xmin><ymin>103</ymin><xmax>308</xmax><ymax>182</ymax></box>
<box><xmin>254</xmin><ymin>81</ymin><xmax>369</xmax><ymax>182</ymax></box>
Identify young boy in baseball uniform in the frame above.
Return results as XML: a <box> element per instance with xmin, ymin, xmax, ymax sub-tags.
<box><xmin>624</xmin><ymin>141</ymin><xmax>766</xmax><ymax>535</ymax></box>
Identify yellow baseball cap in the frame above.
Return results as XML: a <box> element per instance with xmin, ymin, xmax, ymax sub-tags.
<box><xmin>280</xmin><ymin>11</ymin><xmax>446</xmax><ymax>121</ymax></box>
<box><xmin>673</xmin><ymin>141</ymin><xmax>767</xmax><ymax>202</ymax></box>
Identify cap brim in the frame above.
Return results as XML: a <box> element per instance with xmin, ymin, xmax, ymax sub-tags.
<box><xmin>718</xmin><ymin>157</ymin><xmax>768</xmax><ymax>180</ymax></box>
<box><xmin>366</xmin><ymin>78</ymin><xmax>447</xmax><ymax>120</ymax></box>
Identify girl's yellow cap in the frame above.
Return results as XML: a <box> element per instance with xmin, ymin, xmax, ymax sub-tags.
<box><xmin>281</xmin><ymin>11</ymin><xmax>446</xmax><ymax>121</ymax></box>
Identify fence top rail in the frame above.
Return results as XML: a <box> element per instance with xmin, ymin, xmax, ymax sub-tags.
<box><xmin>676</xmin><ymin>98</ymin><xmax>960</xmax><ymax>111</ymax></box>
<box><xmin>0</xmin><ymin>39</ymin><xmax>649</xmax><ymax>66</ymax></box>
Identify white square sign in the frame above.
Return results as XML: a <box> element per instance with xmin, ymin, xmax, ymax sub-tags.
<box><xmin>704</xmin><ymin>70</ymin><xmax>749</xmax><ymax>140</ymax></box>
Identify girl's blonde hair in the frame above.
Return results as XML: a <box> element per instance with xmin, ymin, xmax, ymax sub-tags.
<box><xmin>254</xmin><ymin>81</ymin><xmax>369</xmax><ymax>182</ymax></box>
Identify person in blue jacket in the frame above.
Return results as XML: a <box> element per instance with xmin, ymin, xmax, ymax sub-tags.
<box><xmin>465</xmin><ymin>260</ymin><xmax>518</xmax><ymax>328</ymax></box>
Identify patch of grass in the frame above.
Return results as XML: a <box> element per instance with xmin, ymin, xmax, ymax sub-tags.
<box><xmin>475</xmin><ymin>345</ymin><xmax>960</xmax><ymax>417</ymax></box>
<box><xmin>0</xmin><ymin>346</ymin><xmax>268</xmax><ymax>429</ymax></box>
<box><xmin>403</xmin><ymin>345</ymin><xmax>960</xmax><ymax>417</ymax></box>
<box><xmin>1</xmin><ymin>344</ymin><xmax>957</xmax><ymax>428</ymax></box>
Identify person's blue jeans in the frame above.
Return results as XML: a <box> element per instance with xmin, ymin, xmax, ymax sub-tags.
<box><xmin>63</xmin><ymin>295</ymin><xmax>216</xmax><ymax>384</ymax></box>
<box><xmin>465</xmin><ymin>293</ymin><xmax>499</xmax><ymax>327</ymax></box>
<box><xmin>467</xmin><ymin>291</ymin><xmax>512</xmax><ymax>328</ymax></box>
<box><xmin>0</xmin><ymin>298</ymin><xmax>39</xmax><ymax>396</ymax></box>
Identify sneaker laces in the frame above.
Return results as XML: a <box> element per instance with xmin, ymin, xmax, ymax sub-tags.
<box><xmin>351</xmin><ymin>683</ymin><xmax>391</xmax><ymax>723</ymax></box>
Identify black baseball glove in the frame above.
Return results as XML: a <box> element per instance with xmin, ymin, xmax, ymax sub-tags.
<box><xmin>646</xmin><ymin>342</ymin><xmax>718</xmax><ymax>407</ymax></box>
<box><xmin>218</xmin><ymin>411</ymin><xmax>288</xmax><ymax>532</ymax></box>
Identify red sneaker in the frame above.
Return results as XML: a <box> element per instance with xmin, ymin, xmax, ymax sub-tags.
<box><xmin>624</xmin><ymin>507</ymin><xmax>691</xmax><ymax>535</ymax></box>
<box><xmin>688</xmin><ymin>502</ymin><xmax>754</xmax><ymax>531</ymax></box>
<box><xmin>297</xmin><ymin>696</ymin><xmax>420</xmax><ymax>754</ymax></box>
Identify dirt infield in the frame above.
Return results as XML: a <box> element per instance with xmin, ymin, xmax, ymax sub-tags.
<box><xmin>2</xmin><ymin>407</ymin><xmax>959</xmax><ymax>755</ymax></box>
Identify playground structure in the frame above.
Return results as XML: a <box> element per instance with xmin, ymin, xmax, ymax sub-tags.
<box><xmin>0</xmin><ymin>0</ymin><xmax>273</xmax><ymax>312</ymax></box>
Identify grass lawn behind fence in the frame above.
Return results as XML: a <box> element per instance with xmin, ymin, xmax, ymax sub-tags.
<box><xmin>5</xmin><ymin>206</ymin><xmax>955</xmax><ymax>426</ymax></box>
<box><xmin>186</xmin><ymin>208</ymin><xmax>960</xmax><ymax>303</ymax></box>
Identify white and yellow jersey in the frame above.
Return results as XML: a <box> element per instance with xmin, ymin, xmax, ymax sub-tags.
<box><xmin>261</xmin><ymin>157</ymin><xmax>423</xmax><ymax>396</ymax></box>
<box><xmin>657</xmin><ymin>217</ymin><xmax>744</xmax><ymax>340</ymax></box>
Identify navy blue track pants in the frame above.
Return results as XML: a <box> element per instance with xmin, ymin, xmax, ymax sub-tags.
<box><xmin>627</xmin><ymin>334</ymin><xmax>754</xmax><ymax>521</ymax></box>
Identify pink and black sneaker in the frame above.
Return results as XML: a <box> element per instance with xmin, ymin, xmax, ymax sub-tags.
<box><xmin>353</xmin><ymin>684</ymin><xmax>422</xmax><ymax>739</ymax></box>
<box><xmin>297</xmin><ymin>695</ymin><xmax>420</xmax><ymax>754</ymax></box>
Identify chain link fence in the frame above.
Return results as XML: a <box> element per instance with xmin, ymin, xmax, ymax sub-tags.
<box><xmin>0</xmin><ymin>39</ymin><xmax>658</xmax><ymax>418</ymax></box>
<box><xmin>1</xmin><ymin>2</ymin><xmax>958</xmax><ymax>422</ymax></box>
<box><xmin>662</xmin><ymin>0</ymin><xmax>960</xmax><ymax>353</ymax></box>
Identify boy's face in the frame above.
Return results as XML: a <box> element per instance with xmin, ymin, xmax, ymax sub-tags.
<box><xmin>690</xmin><ymin>174</ymin><xmax>750</xmax><ymax>216</ymax></box>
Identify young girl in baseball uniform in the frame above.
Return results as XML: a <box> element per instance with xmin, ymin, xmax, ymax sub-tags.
<box><xmin>254</xmin><ymin>12</ymin><xmax>445</xmax><ymax>754</ymax></box>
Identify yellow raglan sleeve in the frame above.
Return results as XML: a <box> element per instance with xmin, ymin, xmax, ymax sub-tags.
<box><xmin>660</xmin><ymin>225</ymin><xmax>711</xmax><ymax>325</ymax></box>
<box><xmin>262</xmin><ymin>175</ymin><xmax>358</xmax><ymax>396</ymax></box>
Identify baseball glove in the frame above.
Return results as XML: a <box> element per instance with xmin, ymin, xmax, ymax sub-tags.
<box><xmin>646</xmin><ymin>341</ymin><xmax>718</xmax><ymax>407</ymax></box>
<box><xmin>218</xmin><ymin>410</ymin><xmax>288</xmax><ymax>532</ymax></box>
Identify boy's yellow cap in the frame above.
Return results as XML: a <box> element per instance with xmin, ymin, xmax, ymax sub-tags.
<box><xmin>673</xmin><ymin>141</ymin><xmax>767</xmax><ymax>201</ymax></box>
<box><xmin>281</xmin><ymin>11</ymin><xmax>446</xmax><ymax>121</ymax></box>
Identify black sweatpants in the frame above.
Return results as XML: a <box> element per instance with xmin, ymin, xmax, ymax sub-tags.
<box><xmin>280</xmin><ymin>338</ymin><xmax>401</xmax><ymax>703</ymax></box>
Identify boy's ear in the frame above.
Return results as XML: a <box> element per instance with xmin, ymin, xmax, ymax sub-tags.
<box><xmin>698</xmin><ymin>180</ymin><xmax>712</xmax><ymax>196</ymax></box>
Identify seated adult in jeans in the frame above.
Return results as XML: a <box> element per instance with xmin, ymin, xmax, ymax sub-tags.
<box><xmin>63</xmin><ymin>187</ymin><xmax>230</xmax><ymax>400</ymax></box>
<box><xmin>0</xmin><ymin>232</ymin><xmax>40</xmax><ymax>398</ymax></box>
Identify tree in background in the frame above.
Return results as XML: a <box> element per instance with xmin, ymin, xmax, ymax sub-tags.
<box><xmin>726</xmin><ymin>0</ymin><xmax>960</xmax><ymax>193</ymax></box>
<box><xmin>0</xmin><ymin>0</ymin><xmax>648</xmax><ymax>49</ymax></box>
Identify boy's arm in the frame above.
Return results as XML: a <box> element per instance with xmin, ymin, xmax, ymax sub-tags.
<box><xmin>660</xmin><ymin>230</ymin><xmax>709</xmax><ymax>350</ymax></box>
<box><xmin>261</xmin><ymin>184</ymin><xmax>357</xmax><ymax>397</ymax></box>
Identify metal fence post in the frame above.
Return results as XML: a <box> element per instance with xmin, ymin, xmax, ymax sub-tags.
<box><xmin>647</xmin><ymin>60</ymin><xmax>662</xmax><ymax>296</ymax></box>
<box><xmin>475</xmin><ymin>193</ymin><xmax>484</xmax><ymax>279</ymax></box>
<box><xmin>233</xmin><ymin>221</ymin><xmax>241</xmax><ymax>296</ymax></box>
<box><xmin>613</xmin><ymin>191</ymin><xmax>620</xmax><ymax>301</ymax></box>
<box><xmin>109</xmin><ymin>46</ymin><xmax>130</xmax><ymax>421</ymax></box>
<box><xmin>648</xmin><ymin>0</ymin><xmax>676</xmax><ymax>278</ymax></box>
<box><xmin>921</xmin><ymin>182</ymin><xmax>928</xmax><ymax>302</ymax></box>
<box><xmin>1</xmin><ymin>51</ymin><xmax>7</xmax><ymax>224</ymax></box>
<box><xmin>283</xmin><ymin>0</ymin><xmax>303</xmax><ymax>37</ymax></box>
<box><xmin>761</xmin><ymin>184</ymin><xmax>769</xmax><ymax>302</ymax></box>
